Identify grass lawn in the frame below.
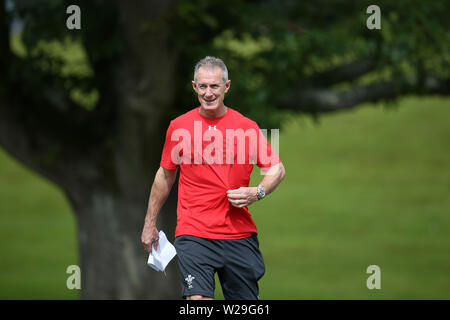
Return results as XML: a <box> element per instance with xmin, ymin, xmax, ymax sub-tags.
<box><xmin>1</xmin><ymin>96</ymin><xmax>449</xmax><ymax>299</ymax></box>
<box><xmin>247</xmin><ymin>96</ymin><xmax>450</xmax><ymax>299</ymax></box>
<box><xmin>0</xmin><ymin>153</ymin><xmax>79</xmax><ymax>299</ymax></box>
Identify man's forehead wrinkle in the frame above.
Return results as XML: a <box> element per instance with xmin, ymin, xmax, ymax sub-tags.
<box><xmin>196</xmin><ymin>73</ymin><xmax>223</xmax><ymax>85</ymax></box>
<box><xmin>197</xmin><ymin>80</ymin><xmax>221</xmax><ymax>86</ymax></box>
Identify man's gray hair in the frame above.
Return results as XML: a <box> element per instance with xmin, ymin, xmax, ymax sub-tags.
<box><xmin>194</xmin><ymin>56</ymin><xmax>229</xmax><ymax>84</ymax></box>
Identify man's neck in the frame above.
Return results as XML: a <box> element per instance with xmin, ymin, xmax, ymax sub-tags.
<box><xmin>199</xmin><ymin>105</ymin><xmax>227</xmax><ymax>118</ymax></box>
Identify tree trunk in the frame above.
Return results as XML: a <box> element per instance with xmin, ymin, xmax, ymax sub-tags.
<box><xmin>67</xmin><ymin>179</ymin><xmax>179</xmax><ymax>299</ymax></box>
<box><xmin>62</xmin><ymin>0</ymin><xmax>181</xmax><ymax>299</ymax></box>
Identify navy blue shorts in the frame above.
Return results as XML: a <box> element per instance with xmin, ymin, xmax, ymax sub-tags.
<box><xmin>174</xmin><ymin>234</ymin><xmax>265</xmax><ymax>300</ymax></box>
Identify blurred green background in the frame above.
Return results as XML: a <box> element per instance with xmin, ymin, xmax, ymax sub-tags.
<box><xmin>1</xmin><ymin>95</ymin><xmax>449</xmax><ymax>299</ymax></box>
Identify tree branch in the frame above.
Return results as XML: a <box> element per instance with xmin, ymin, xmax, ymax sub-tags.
<box><xmin>1</xmin><ymin>56</ymin><xmax>110</xmax><ymax>190</ymax></box>
<box><xmin>281</xmin><ymin>75</ymin><xmax>450</xmax><ymax>113</ymax></box>
<box><xmin>0</xmin><ymin>93</ymin><xmax>109</xmax><ymax>191</ymax></box>
<box><xmin>305</xmin><ymin>58</ymin><xmax>377</xmax><ymax>87</ymax></box>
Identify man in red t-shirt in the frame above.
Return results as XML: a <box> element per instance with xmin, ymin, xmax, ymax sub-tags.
<box><xmin>141</xmin><ymin>56</ymin><xmax>285</xmax><ymax>300</ymax></box>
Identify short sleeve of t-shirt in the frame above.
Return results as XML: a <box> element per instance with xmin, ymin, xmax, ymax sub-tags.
<box><xmin>160</xmin><ymin>121</ymin><xmax>179</xmax><ymax>170</ymax></box>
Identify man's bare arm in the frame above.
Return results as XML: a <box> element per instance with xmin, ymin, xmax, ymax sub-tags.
<box><xmin>227</xmin><ymin>162</ymin><xmax>286</xmax><ymax>208</ymax></box>
<box><xmin>141</xmin><ymin>166</ymin><xmax>178</xmax><ymax>252</ymax></box>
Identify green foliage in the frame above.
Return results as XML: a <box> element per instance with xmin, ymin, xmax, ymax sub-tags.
<box><xmin>7</xmin><ymin>0</ymin><xmax>449</xmax><ymax>126</ymax></box>
<box><xmin>172</xmin><ymin>0</ymin><xmax>449</xmax><ymax>127</ymax></box>
<box><xmin>8</xmin><ymin>0</ymin><xmax>119</xmax><ymax>110</ymax></box>
<box><xmin>11</xmin><ymin>31</ymin><xmax>98</xmax><ymax>110</ymax></box>
<box><xmin>378</xmin><ymin>0</ymin><xmax>450</xmax><ymax>78</ymax></box>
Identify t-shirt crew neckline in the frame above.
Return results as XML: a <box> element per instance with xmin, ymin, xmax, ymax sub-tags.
<box><xmin>197</xmin><ymin>106</ymin><xmax>229</xmax><ymax>121</ymax></box>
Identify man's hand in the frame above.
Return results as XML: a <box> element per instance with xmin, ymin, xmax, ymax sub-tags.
<box><xmin>227</xmin><ymin>187</ymin><xmax>259</xmax><ymax>208</ymax></box>
<box><xmin>141</xmin><ymin>225</ymin><xmax>160</xmax><ymax>253</ymax></box>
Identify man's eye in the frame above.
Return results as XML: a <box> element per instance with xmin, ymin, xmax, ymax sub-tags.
<box><xmin>199</xmin><ymin>85</ymin><xmax>206</xmax><ymax>89</ymax></box>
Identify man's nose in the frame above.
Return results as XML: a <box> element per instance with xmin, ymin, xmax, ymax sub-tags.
<box><xmin>205</xmin><ymin>87</ymin><xmax>214</xmax><ymax>96</ymax></box>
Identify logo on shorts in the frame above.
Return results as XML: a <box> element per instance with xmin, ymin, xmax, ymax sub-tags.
<box><xmin>185</xmin><ymin>274</ymin><xmax>195</xmax><ymax>290</ymax></box>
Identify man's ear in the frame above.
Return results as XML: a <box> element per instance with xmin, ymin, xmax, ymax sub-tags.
<box><xmin>224</xmin><ymin>80</ymin><xmax>231</xmax><ymax>93</ymax></box>
<box><xmin>192</xmin><ymin>80</ymin><xmax>198</xmax><ymax>93</ymax></box>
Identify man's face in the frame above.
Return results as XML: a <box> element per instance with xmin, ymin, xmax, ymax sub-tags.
<box><xmin>192</xmin><ymin>66</ymin><xmax>231</xmax><ymax>113</ymax></box>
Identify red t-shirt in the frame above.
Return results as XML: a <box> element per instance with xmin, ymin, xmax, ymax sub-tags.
<box><xmin>160</xmin><ymin>106</ymin><xmax>281</xmax><ymax>239</ymax></box>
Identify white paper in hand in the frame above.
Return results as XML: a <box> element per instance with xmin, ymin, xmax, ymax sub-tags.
<box><xmin>147</xmin><ymin>230</ymin><xmax>177</xmax><ymax>273</ymax></box>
